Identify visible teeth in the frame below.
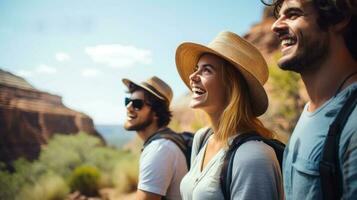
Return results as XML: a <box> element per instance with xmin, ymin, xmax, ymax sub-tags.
<box><xmin>282</xmin><ymin>38</ymin><xmax>295</xmax><ymax>46</ymax></box>
<box><xmin>127</xmin><ymin>115</ymin><xmax>135</xmax><ymax>120</ymax></box>
<box><xmin>192</xmin><ymin>87</ymin><xmax>205</xmax><ymax>94</ymax></box>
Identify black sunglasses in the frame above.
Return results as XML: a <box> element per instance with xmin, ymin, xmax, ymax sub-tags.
<box><xmin>125</xmin><ymin>97</ymin><xmax>150</xmax><ymax>110</ymax></box>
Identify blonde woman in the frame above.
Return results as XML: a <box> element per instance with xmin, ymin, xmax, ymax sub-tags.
<box><xmin>176</xmin><ymin>31</ymin><xmax>284</xmax><ymax>200</ymax></box>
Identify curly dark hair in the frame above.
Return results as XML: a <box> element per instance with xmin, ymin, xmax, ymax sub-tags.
<box><xmin>128</xmin><ymin>84</ymin><xmax>172</xmax><ymax>128</ymax></box>
<box><xmin>262</xmin><ymin>0</ymin><xmax>357</xmax><ymax>60</ymax></box>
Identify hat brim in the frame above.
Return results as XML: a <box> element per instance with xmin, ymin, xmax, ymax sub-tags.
<box><xmin>175</xmin><ymin>42</ymin><xmax>268</xmax><ymax>116</ymax></box>
<box><xmin>122</xmin><ymin>78</ymin><xmax>166</xmax><ymax>101</ymax></box>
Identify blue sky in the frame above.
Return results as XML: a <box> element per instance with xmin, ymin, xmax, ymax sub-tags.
<box><xmin>0</xmin><ymin>0</ymin><xmax>265</xmax><ymax>125</ymax></box>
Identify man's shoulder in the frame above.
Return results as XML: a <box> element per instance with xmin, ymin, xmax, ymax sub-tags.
<box><xmin>342</xmin><ymin>104</ymin><xmax>357</xmax><ymax>135</ymax></box>
<box><xmin>144</xmin><ymin>137</ymin><xmax>181</xmax><ymax>153</ymax></box>
<box><xmin>339</xmin><ymin>86</ymin><xmax>357</xmax><ymax>138</ymax></box>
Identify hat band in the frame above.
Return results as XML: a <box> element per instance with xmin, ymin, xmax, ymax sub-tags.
<box><xmin>142</xmin><ymin>82</ymin><xmax>168</xmax><ymax>102</ymax></box>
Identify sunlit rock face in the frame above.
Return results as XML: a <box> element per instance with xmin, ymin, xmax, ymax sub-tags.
<box><xmin>0</xmin><ymin>69</ymin><xmax>103</xmax><ymax>166</ymax></box>
<box><xmin>243</xmin><ymin>7</ymin><xmax>280</xmax><ymax>61</ymax></box>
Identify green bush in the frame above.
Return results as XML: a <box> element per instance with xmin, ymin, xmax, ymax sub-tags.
<box><xmin>262</xmin><ymin>51</ymin><xmax>304</xmax><ymax>139</ymax></box>
<box><xmin>0</xmin><ymin>133</ymin><xmax>136</xmax><ymax>199</ymax></box>
<box><xmin>17</xmin><ymin>172</ymin><xmax>69</xmax><ymax>200</ymax></box>
<box><xmin>39</xmin><ymin>132</ymin><xmax>103</xmax><ymax>177</ymax></box>
<box><xmin>0</xmin><ymin>168</ymin><xmax>22</xmax><ymax>200</ymax></box>
<box><xmin>113</xmin><ymin>153</ymin><xmax>139</xmax><ymax>194</ymax></box>
<box><xmin>68</xmin><ymin>165</ymin><xmax>100</xmax><ymax>197</ymax></box>
<box><xmin>0</xmin><ymin>159</ymin><xmax>33</xmax><ymax>200</ymax></box>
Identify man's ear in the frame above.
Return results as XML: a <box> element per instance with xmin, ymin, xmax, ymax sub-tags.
<box><xmin>151</xmin><ymin>110</ymin><xmax>159</xmax><ymax>122</ymax></box>
<box><xmin>332</xmin><ymin>15</ymin><xmax>352</xmax><ymax>33</ymax></box>
<box><xmin>153</xmin><ymin>113</ymin><xmax>159</xmax><ymax>121</ymax></box>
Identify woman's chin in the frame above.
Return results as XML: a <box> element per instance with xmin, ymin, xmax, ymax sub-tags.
<box><xmin>189</xmin><ymin>100</ymin><xmax>202</xmax><ymax>109</ymax></box>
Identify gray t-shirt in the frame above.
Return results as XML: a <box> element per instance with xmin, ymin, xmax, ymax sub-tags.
<box><xmin>180</xmin><ymin>128</ymin><xmax>284</xmax><ymax>200</ymax></box>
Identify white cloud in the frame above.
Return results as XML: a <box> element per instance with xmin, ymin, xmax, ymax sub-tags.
<box><xmin>36</xmin><ymin>64</ymin><xmax>57</xmax><ymax>74</ymax></box>
<box><xmin>81</xmin><ymin>68</ymin><xmax>101</xmax><ymax>77</ymax></box>
<box><xmin>14</xmin><ymin>70</ymin><xmax>33</xmax><ymax>78</ymax></box>
<box><xmin>55</xmin><ymin>52</ymin><xmax>71</xmax><ymax>62</ymax></box>
<box><xmin>85</xmin><ymin>44</ymin><xmax>152</xmax><ymax>68</ymax></box>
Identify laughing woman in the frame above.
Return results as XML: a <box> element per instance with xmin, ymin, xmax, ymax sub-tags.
<box><xmin>176</xmin><ymin>31</ymin><xmax>284</xmax><ymax>200</ymax></box>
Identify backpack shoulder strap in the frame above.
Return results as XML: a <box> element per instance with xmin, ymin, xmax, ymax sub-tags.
<box><xmin>197</xmin><ymin>128</ymin><xmax>213</xmax><ymax>153</ymax></box>
<box><xmin>142</xmin><ymin>128</ymin><xmax>186</xmax><ymax>153</ymax></box>
<box><xmin>320</xmin><ymin>88</ymin><xmax>357</xmax><ymax>200</ymax></box>
<box><xmin>220</xmin><ymin>132</ymin><xmax>262</xmax><ymax>200</ymax></box>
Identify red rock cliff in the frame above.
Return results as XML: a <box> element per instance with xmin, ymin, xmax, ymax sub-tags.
<box><xmin>0</xmin><ymin>69</ymin><xmax>103</xmax><ymax>166</ymax></box>
<box><xmin>243</xmin><ymin>7</ymin><xmax>279</xmax><ymax>60</ymax></box>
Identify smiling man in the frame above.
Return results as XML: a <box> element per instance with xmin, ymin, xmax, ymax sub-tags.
<box><xmin>122</xmin><ymin>76</ymin><xmax>187</xmax><ymax>200</ymax></box>
<box><xmin>266</xmin><ymin>0</ymin><xmax>357</xmax><ymax>199</ymax></box>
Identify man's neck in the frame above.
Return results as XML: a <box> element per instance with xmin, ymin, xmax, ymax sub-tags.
<box><xmin>301</xmin><ymin>41</ymin><xmax>357</xmax><ymax>112</ymax></box>
<box><xmin>136</xmin><ymin>123</ymin><xmax>163</xmax><ymax>142</ymax></box>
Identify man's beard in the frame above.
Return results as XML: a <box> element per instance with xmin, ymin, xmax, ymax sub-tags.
<box><xmin>278</xmin><ymin>32</ymin><xmax>329</xmax><ymax>73</ymax></box>
<box><xmin>124</xmin><ymin>115</ymin><xmax>154</xmax><ymax>131</ymax></box>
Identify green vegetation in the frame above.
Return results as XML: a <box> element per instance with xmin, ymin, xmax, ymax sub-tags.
<box><xmin>113</xmin><ymin>154</ymin><xmax>139</xmax><ymax>194</ymax></box>
<box><xmin>263</xmin><ymin>52</ymin><xmax>305</xmax><ymax>140</ymax></box>
<box><xmin>0</xmin><ymin>133</ymin><xmax>139</xmax><ymax>200</ymax></box>
<box><xmin>17</xmin><ymin>172</ymin><xmax>69</xmax><ymax>200</ymax></box>
<box><xmin>68</xmin><ymin>165</ymin><xmax>100</xmax><ymax>196</ymax></box>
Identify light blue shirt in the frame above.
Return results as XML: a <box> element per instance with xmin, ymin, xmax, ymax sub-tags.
<box><xmin>283</xmin><ymin>83</ymin><xmax>357</xmax><ymax>199</ymax></box>
<box><xmin>180</xmin><ymin>128</ymin><xmax>284</xmax><ymax>200</ymax></box>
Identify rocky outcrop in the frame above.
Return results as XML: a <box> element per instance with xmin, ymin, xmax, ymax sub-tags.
<box><xmin>243</xmin><ymin>7</ymin><xmax>280</xmax><ymax>60</ymax></box>
<box><xmin>0</xmin><ymin>69</ymin><xmax>102</xmax><ymax>166</ymax></box>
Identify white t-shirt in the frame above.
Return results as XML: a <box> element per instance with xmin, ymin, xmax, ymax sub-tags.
<box><xmin>138</xmin><ymin>138</ymin><xmax>188</xmax><ymax>200</ymax></box>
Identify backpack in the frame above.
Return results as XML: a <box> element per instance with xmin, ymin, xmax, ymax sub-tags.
<box><xmin>142</xmin><ymin>128</ymin><xmax>194</xmax><ymax>169</ymax></box>
<box><xmin>319</xmin><ymin>88</ymin><xmax>357</xmax><ymax>200</ymax></box>
<box><xmin>198</xmin><ymin>128</ymin><xmax>285</xmax><ymax>200</ymax></box>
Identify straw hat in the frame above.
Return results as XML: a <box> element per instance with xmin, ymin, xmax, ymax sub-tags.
<box><xmin>122</xmin><ymin>76</ymin><xmax>173</xmax><ymax>105</ymax></box>
<box><xmin>175</xmin><ymin>31</ymin><xmax>269</xmax><ymax>116</ymax></box>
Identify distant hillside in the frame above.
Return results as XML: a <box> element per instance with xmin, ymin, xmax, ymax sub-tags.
<box><xmin>0</xmin><ymin>68</ymin><xmax>102</xmax><ymax>166</ymax></box>
<box><xmin>96</xmin><ymin>125</ymin><xmax>135</xmax><ymax>149</ymax></box>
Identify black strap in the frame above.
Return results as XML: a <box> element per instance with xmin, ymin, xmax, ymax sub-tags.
<box><xmin>334</xmin><ymin>71</ymin><xmax>357</xmax><ymax>97</ymax></box>
<box><xmin>142</xmin><ymin>128</ymin><xmax>172</xmax><ymax>149</ymax></box>
<box><xmin>320</xmin><ymin>88</ymin><xmax>357</xmax><ymax>200</ymax></box>
<box><xmin>220</xmin><ymin>132</ymin><xmax>263</xmax><ymax>200</ymax></box>
<box><xmin>197</xmin><ymin>128</ymin><xmax>213</xmax><ymax>153</ymax></box>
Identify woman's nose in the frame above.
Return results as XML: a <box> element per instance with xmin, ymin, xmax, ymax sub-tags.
<box><xmin>189</xmin><ymin>70</ymin><xmax>200</xmax><ymax>83</ymax></box>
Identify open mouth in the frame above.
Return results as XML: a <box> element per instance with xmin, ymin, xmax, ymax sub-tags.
<box><xmin>280</xmin><ymin>35</ymin><xmax>297</xmax><ymax>50</ymax></box>
<box><xmin>126</xmin><ymin>113</ymin><xmax>137</xmax><ymax>121</ymax></box>
<box><xmin>191</xmin><ymin>86</ymin><xmax>206</xmax><ymax>97</ymax></box>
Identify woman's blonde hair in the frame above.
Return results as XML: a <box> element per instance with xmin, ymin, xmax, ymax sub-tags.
<box><xmin>215</xmin><ymin>59</ymin><xmax>273</xmax><ymax>145</ymax></box>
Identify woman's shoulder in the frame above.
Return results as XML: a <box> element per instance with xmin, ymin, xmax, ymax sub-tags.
<box><xmin>233</xmin><ymin>140</ymin><xmax>277</xmax><ymax>166</ymax></box>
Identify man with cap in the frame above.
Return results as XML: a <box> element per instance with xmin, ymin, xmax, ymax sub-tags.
<box><xmin>122</xmin><ymin>76</ymin><xmax>187</xmax><ymax>200</ymax></box>
<box><xmin>267</xmin><ymin>0</ymin><xmax>357</xmax><ymax>199</ymax></box>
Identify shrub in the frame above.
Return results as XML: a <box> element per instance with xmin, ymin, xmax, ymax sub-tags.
<box><xmin>113</xmin><ymin>153</ymin><xmax>139</xmax><ymax>194</ymax></box>
<box><xmin>68</xmin><ymin>165</ymin><xmax>100</xmax><ymax>197</ymax></box>
<box><xmin>0</xmin><ymin>169</ymin><xmax>22</xmax><ymax>200</ymax></box>
<box><xmin>0</xmin><ymin>133</ymin><xmax>135</xmax><ymax>199</ymax></box>
<box><xmin>17</xmin><ymin>172</ymin><xmax>69</xmax><ymax>200</ymax></box>
<box><xmin>261</xmin><ymin>51</ymin><xmax>305</xmax><ymax>140</ymax></box>
<box><xmin>39</xmin><ymin>132</ymin><xmax>102</xmax><ymax>177</ymax></box>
